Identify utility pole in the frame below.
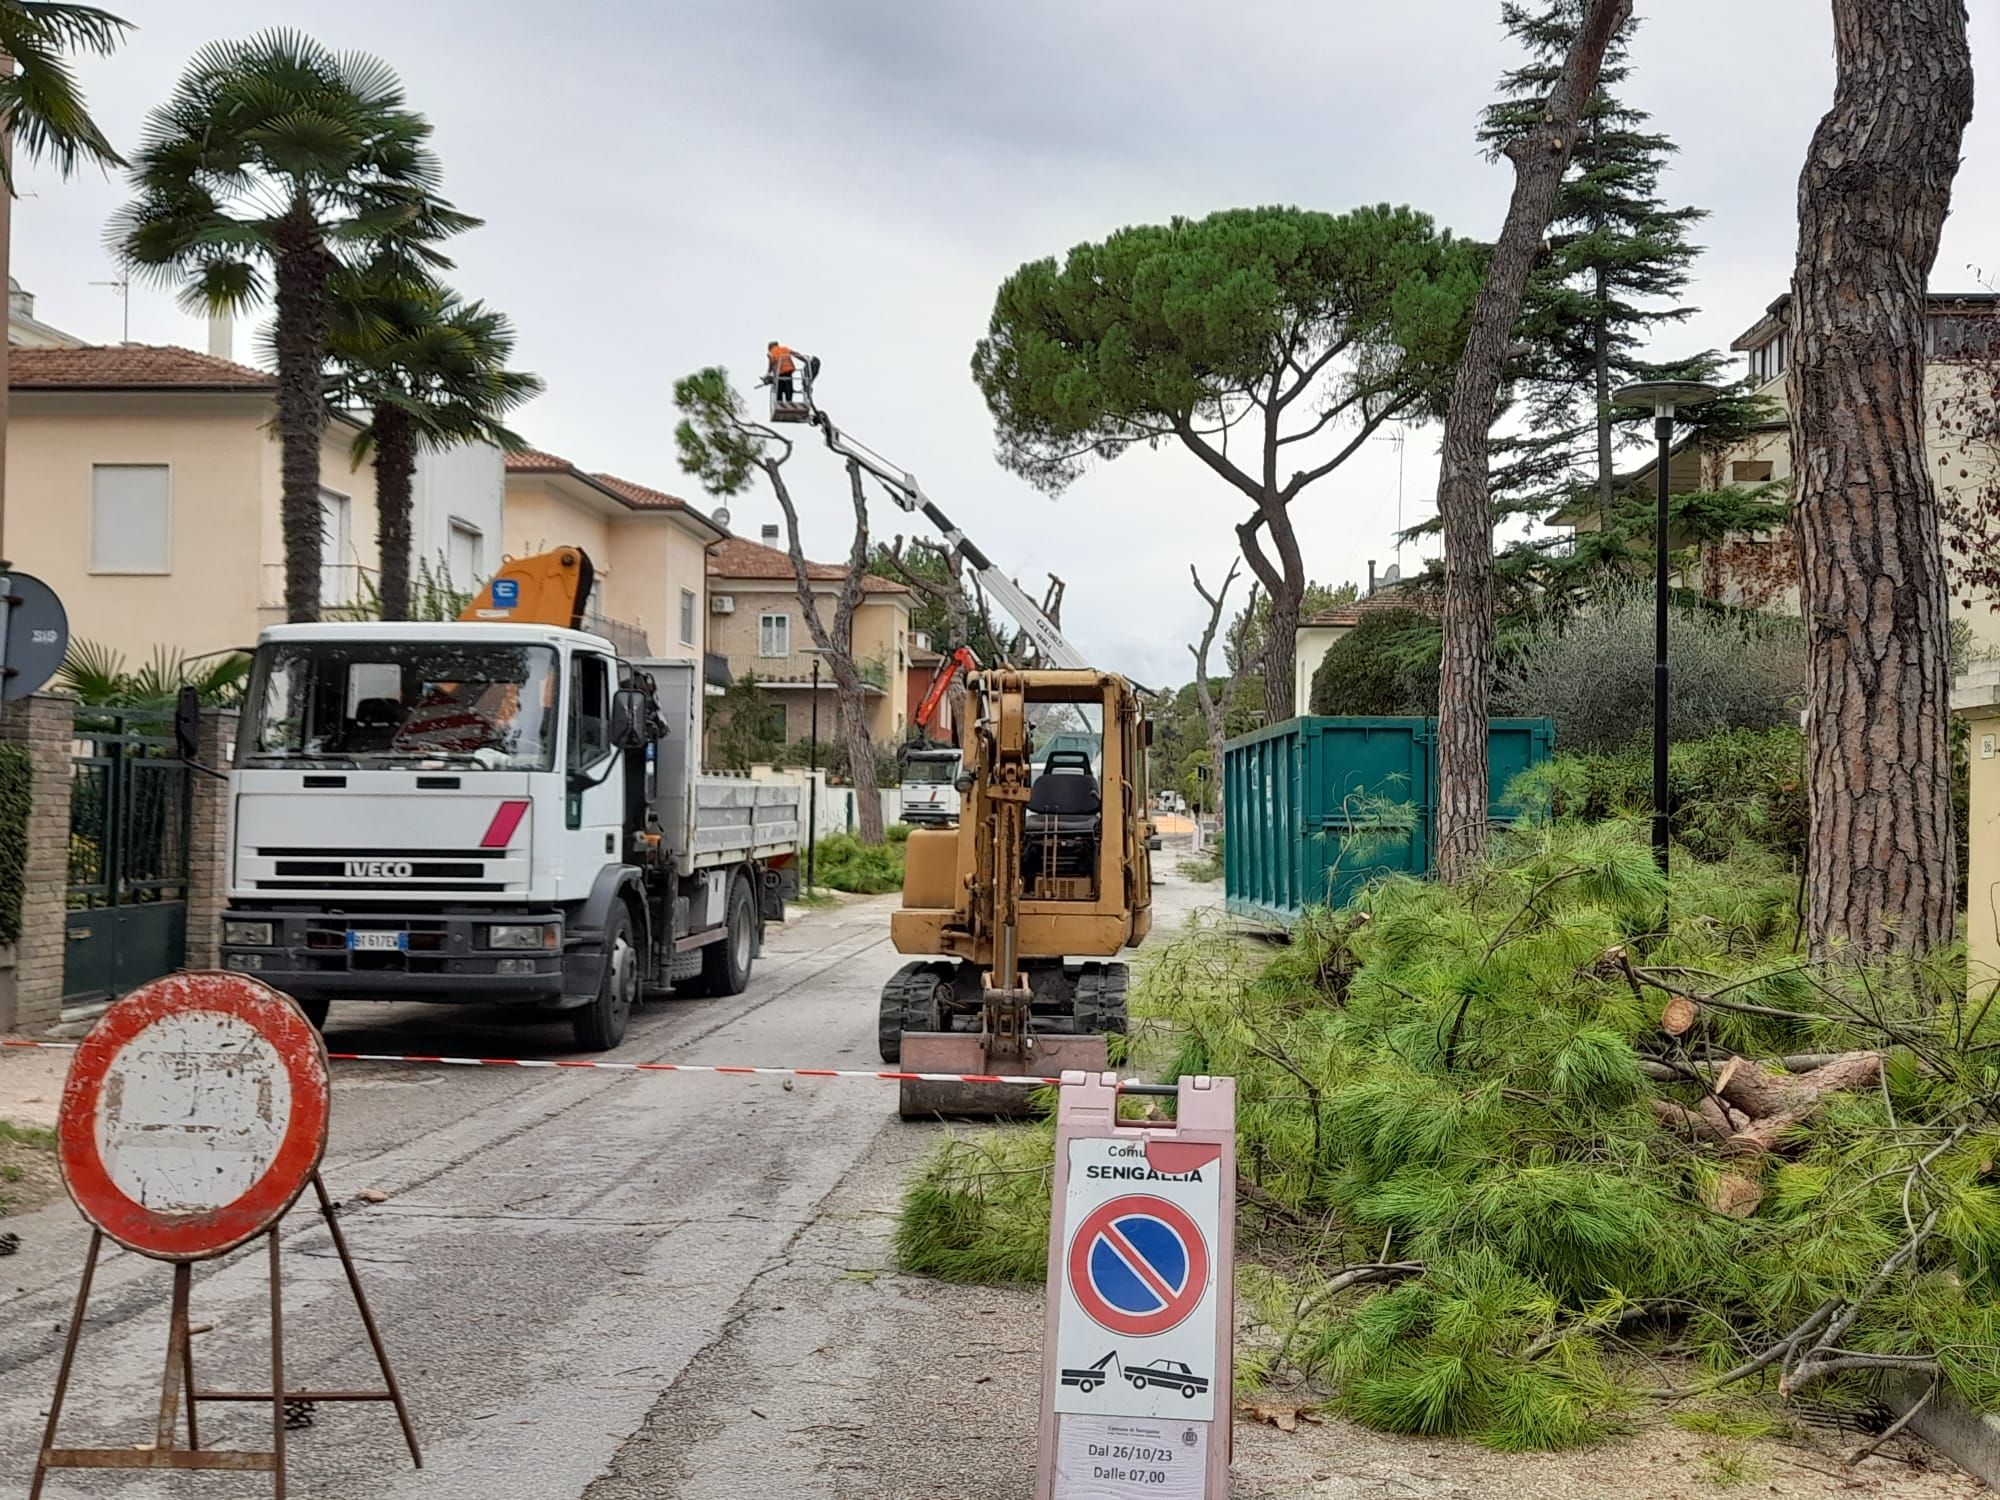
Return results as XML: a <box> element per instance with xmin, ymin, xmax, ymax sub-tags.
<box><xmin>807</xmin><ymin>654</ymin><xmax>821</xmax><ymax>894</ymax></box>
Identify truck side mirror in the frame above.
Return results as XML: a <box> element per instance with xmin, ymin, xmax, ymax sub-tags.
<box><xmin>173</xmin><ymin>685</ymin><xmax>201</xmax><ymax>761</ymax></box>
<box><xmin>610</xmin><ymin>688</ymin><xmax>654</xmax><ymax>752</ymax></box>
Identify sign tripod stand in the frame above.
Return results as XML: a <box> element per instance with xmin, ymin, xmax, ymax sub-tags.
<box><xmin>31</xmin><ymin>972</ymin><xmax>422</xmax><ymax>1498</ymax></box>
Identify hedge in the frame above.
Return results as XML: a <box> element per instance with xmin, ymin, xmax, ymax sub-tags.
<box><xmin>0</xmin><ymin>743</ymin><xmax>29</xmax><ymax>946</ymax></box>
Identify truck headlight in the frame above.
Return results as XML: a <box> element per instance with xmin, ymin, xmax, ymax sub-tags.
<box><xmin>486</xmin><ymin>923</ymin><xmax>558</xmax><ymax>950</ymax></box>
<box><xmin>224</xmin><ymin>920</ymin><xmax>274</xmax><ymax>947</ymax></box>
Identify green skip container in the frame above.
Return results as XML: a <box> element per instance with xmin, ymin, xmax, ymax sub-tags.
<box><xmin>1222</xmin><ymin>716</ymin><xmax>1554</xmax><ymax>928</ymax></box>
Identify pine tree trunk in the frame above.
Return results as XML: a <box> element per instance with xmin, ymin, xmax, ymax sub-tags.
<box><xmin>373</xmin><ymin>405</ymin><xmax>417</xmax><ymax>620</ymax></box>
<box><xmin>272</xmin><ymin>208</ymin><xmax>337</xmax><ymax>625</ymax></box>
<box><xmin>835</xmin><ymin>673</ymin><xmax>885</xmax><ymax>844</ymax></box>
<box><xmin>1790</xmin><ymin>0</ymin><xmax>1971</xmax><ymax>957</ymax></box>
<box><xmin>1261</xmin><ymin>582</ymin><xmax>1301</xmax><ymax>724</ymax></box>
<box><xmin>1435</xmin><ymin>0</ymin><xmax>1631</xmax><ymax>883</ymax></box>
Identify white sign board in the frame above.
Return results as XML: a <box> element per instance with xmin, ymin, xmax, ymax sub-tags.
<box><xmin>1054</xmin><ymin>1136</ymin><xmax>1221</xmax><ymax>1423</ymax></box>
<box><xmin>1054</xmin><ymin>1415</ymin><xmax>1208</xmax><ymax>1500</ymax></box>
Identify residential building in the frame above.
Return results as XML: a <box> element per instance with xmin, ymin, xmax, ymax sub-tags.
<box><xmin>707</xmin><ymin>525</ymin><xmax>912</xmax><ymax>745</ymax></box>
<box><xmin>1293</xmin><ymin>606</ymin><xmax>1363</xmax><ymax>714</ymax></box>
<box><xmin>4</xmin><ymin>286</ymin><xmax>505</xmax><ymax>664</ymax></box>
<box><xmin>501</xmin><ymin>450</ymin><xmax>729</xmax><ymax>660</ymax></box>
<box><xmin>1562</xmin><ymin>290</ymin><xmax>2000</xmax><ymax>658</ymax></box>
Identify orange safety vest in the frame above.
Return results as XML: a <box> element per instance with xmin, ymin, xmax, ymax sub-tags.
<box><xmin>769</xmin><ymin>344</ymin><xmax>796</xmax><ymax>376</ymax></box>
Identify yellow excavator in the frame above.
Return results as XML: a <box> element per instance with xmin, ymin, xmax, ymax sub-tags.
<box><xmin>886</xmin><ymin>666</ymin><xmax>1153</xmax><ymax>1115</ymax></box>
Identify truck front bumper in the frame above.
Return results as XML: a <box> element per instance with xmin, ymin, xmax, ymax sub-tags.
<box><xmin>219</xmin><ymin>905</ymin><xmax>572</xmax><ymax>1006</ymax></box>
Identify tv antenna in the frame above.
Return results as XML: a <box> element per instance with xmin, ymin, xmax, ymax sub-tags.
<box><xmin>91</xmin><ymin>275</ymin><xmax>130</xmax><ymax>343</ymax></box>
<box><xmin>1375</xmin><ymin>424</ymin><xmax>1408</xmax><ymax>565</ymax></box>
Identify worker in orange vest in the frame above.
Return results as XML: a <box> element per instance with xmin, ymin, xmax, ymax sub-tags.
<box><xmin>766</xmin><ymin>341</ymin><xmax>818</xmax><ymax>403</ymax></box>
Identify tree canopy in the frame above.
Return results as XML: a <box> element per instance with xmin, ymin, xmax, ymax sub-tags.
<box><xmin>974</xmin><ymin>204</ymin><xmax>1481</xmax><ymax>721</ymax></box>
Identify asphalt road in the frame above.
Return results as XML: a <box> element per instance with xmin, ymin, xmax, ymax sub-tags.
<box><xmin>0</xmin><ymin>870</ymin><xmax>1222</xmax><ymax>1499</ymax></box>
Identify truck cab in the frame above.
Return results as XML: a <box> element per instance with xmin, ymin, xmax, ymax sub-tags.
<box><xmin>217</xmin><ymin>620</ymin><xmax>799</xmax><ymax>1049</ymax></box>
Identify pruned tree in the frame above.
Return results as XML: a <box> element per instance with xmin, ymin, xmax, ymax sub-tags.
<box><xmin>1432</xmin><ymin>0</ymin><xmax>1633</xmax><ymax>884</ymax></box>
<box><xmin>1788</xmin><ymin>0</ymin><xmax>1973</xmax><ymax>957</ymax></box>
<box><xmin>1188</xmin><ymin>559</ymin><xmax>1241</xmax><ymax>827</ymax></box>
<box><xmin>975</xmin><ymin>205</ymin><xmax>1481</xmax><ymax>722</ymax></box>
<box><xmin>674</xmin><ymin>367</ymin><xmax>885</xmax><ymax>844</ymax></box>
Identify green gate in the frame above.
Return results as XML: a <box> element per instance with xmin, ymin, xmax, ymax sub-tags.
<box><xmin>65</xmin><ymin>711</ymin><xmax>192</xmax><ymax>1005</ymax></box>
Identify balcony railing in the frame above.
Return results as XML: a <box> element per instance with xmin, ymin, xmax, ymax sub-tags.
<box><xmin>262</xmin><ymin>562</ymin><xmax>379</xmax><ymax>613</ymax></box>
<box><xmin>580</xmin><ymin>612</ymin><xmax>652</xmax><ymax>656</ymax></box>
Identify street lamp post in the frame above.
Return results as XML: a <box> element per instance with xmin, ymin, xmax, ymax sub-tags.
<box><xmin>1612</xmin><ymin>380</ymin><xmax>1721</xmax><ymax>877</ymax></box>
<box><xmin>807</xmin><ymin>654</ymin><xmax>821</xmax><ymax>895</ymax></box>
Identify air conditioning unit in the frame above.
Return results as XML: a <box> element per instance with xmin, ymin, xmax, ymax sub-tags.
<box><xmin>711</xmin><ymin>594</ymin><xmax>735</xmax><ymax>615</ymax></box>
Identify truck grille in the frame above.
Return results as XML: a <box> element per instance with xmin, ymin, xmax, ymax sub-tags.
<box><xmin>247</xmin><ymin>846</ymin><xmax>510</xmax><ymax>893</ymax></box>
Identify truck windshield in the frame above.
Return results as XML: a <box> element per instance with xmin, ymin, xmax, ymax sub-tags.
<box><xmin>903</xmin><ymin>754</ymin><xmax>959</xmax><ymax>784</ymax></box>
<box><xmin>242</xmin><ymin>641</ymin><xmax>560</xmax><ymax>770</ymax></box>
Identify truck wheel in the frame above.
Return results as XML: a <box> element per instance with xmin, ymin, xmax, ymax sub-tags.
<box><xmin>295</xmin><ymin>997</ymin><xmax>331</xmax><ymax>1031</ymax></box>
<box><xmin>697</xmin><ymin>875</ymin><xmax>755</xmax><ymax>998</ymax></box>
<box><xmin>572</xmin><ymin>903</ymin><xmax>638</xmax><ymax>1051</ymax></box>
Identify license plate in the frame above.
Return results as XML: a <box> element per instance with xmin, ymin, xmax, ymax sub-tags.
<box><xmin>347</xmin><ymin>930</ymin><xmax>406</xmax><ymax>952</ymax></box>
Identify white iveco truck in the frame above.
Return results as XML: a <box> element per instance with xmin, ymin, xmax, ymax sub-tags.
<box><xmin>203</xmin><ymin>549</ymin><xmax>800</xmax><ymax>1050</ymax></box>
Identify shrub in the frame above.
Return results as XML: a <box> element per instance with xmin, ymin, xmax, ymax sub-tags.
<box><xmin>0</xmin><ymin>744</ymin><xmax>28</xmax><ymax>946</ymax></box>
<box><xmin>1507</xmin><ymin>727</ymin><xmax>1808</xmax><ymax>865</ymax></box>
<box><xmin>810</xmin><ymin>833</ymin><xmax>905</xmax><ymax>894</ymax></box>
<box><xmin>1309</xmin><ymin>609</ymin><xmax>1440</xmax><ymax>717</ymax></box>
<box><xmin>1495</xmin><ymin>585</ymin><xmax>1803</xmax><ymax>753</ymax></box>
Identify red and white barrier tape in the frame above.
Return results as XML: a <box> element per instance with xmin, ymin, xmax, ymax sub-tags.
<box><xmin>2</xmin><ymin>1037</ymin><xmax>1062</xmax><ymax>1087</ymax></box>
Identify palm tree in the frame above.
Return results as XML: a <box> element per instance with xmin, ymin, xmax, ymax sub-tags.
<box><xmin>111</xmin><ymin>29</ymin><xmax>474</xmax><ymax>623</ymax></box>
<box><xmin>0</xmin><ymin>1</ymin><xmax>130</xmax><ymax>562</ymax></box>
<box><xmin>325</xmin><ymin>257</ymin><xmax>543</xmax><ymax>617</ymax></box>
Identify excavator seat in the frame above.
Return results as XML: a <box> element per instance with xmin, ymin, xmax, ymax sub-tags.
<box><xmin>1026</xmin><ymin>750</ymin><xmax>1101</xmax><ymax>889</ymax></box>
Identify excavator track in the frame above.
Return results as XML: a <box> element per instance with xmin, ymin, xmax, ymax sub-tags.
<box><xmin>877</xmin><ymin>961</ymin><xmax>955</xmax><ymax>1064</ymax></box>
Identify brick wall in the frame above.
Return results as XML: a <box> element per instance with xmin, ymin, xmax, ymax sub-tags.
<box><xmin>184</xmin><ymin>709</ymin><xmax>238</xmax><ymax>970</ymax></box>
<box><xmin>0</xmin><ymin>693</ymin><xmax>77</xmax><ymax>1032</ymax></box>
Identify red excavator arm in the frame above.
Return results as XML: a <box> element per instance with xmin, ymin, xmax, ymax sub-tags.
<box><xmin>915</xmin><ymin>646</ymin><xmax>978</xmax><ymax>735</ymax></box>
<box><xmin>459</xmin><ymin>548</ymin><xmax>596</xmax><ymax>631</ymax></box>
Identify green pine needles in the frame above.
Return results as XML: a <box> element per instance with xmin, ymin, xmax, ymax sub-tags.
<box><xmin>897</xmin><ymin>820</ymin><xmax>2000</xmax><ymax>1450</ymax></box>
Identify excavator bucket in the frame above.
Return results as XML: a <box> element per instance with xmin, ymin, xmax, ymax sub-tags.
<box><xmin>897</xmin><ymin>1030</ymin><xmax>1107</xmax><ymax>1119</ymax></box>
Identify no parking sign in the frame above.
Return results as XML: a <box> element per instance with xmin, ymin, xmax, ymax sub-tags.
<box><xmin>1038</xmin><ymin>1073</ymin><xmax>1236</xmax><ymax>1500</ymax></box>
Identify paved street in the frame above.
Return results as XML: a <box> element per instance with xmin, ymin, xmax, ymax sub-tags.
<box><xmin>0</xmin><ymin>869</ymin><xmax>1222</xmax><ymax>1499</ymax></box>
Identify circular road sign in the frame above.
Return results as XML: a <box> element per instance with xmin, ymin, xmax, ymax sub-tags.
<box><xmin>58</xmin><ymin>972</ymin><xmax>331</xmax><ymax>1261</ymax></box>
<box><xmin>1</xmin><ymin>570</ymin><xmax>69</xmax><ymax>702</ymax></box>
<box><xmin>1067</xmin><ymin>1193</ymin><xmax>1211</xmax><ymax>1339</ymax></box>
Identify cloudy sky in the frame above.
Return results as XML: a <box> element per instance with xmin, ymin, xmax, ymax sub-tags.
<box><xmin>14</xmin><ymin>1</ymin><xmax>1997</xmax><ymax>684</ymax></box>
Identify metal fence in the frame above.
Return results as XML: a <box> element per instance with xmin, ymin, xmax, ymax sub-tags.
<box><xmin>65</xmin><ymin>710</ymin><xmax>192</xmax><ymax>1004</ymax></box>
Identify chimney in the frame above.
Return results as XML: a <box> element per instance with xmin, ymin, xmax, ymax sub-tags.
<box><xmin>1367</xmin><ymin>559</ymin><xmax>1377</xmax><ymax>596</ymax></box>
<box><xmin>761</xmin><ymin>523</ymin><xmax>781</xmax><ymax>546</ymax></box>
<box><xmin>208</xmin><ymin>312</ymin><xmax>233</xmax><ymax>362</ymax></box>
<box><xmin>8</xmin><ymin>277</ymin><xmax>31</xmax><ymax>321</ymax></box>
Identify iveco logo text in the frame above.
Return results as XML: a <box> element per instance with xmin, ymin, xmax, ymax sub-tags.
<box><xmin>344</xmin><ymin>859</ymin><xmax>415</xmax><ymax>879</ymax></box>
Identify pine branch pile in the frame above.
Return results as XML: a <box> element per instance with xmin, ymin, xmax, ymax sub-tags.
<box><xmin>897</xmin><ymin>822</ymin><xmax>2000</xmax><ymax>1452</ymax></box>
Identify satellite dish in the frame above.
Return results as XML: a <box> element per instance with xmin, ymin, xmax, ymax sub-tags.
<box><xmin>0</xmin><ymin>570</ymin><xmax>69</xmax><ymax>701</ymax></box>
<box><xmin>1381</xmin><ymin>563</ymin><xmax>1402</xmax><ymax>585</ymax></box>
<box><xmin>713</xmin><ymin>506</ymin><xmax>732</xmax><ymax>530</ymax></box>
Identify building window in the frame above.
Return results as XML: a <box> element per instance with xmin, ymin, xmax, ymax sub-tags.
<box><xmin>1731</xmin><ymin>460</ymin><xmax>1775</xmax><ymax>484</ymax></box>
<box><xmin>90</xmin><ymin>464</ymin><xmax>171</xmax><ymax>573</ymax></box>
<box><xmin>447</xmin><ymin>519</ymin><xmax>483</xmax><ymax>586</ymax></box>
<box><xmin>319</xmin><ymin>488</ymin><xmax>353</xmax><ymax>604</ymax></box>
<box><xmin>680</xmin><ymin>588</ymin><xmax>697</xmax><ymax>646</ymax></box>
<box><xmin>758</xmin><ymin>613</ymin><xmax>790</xmax><ymax>658</ymax></box>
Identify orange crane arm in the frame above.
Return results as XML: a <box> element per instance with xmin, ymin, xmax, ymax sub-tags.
<box><xmin>459</xmin><ymin>548</ymin><xmax>597</xmax><ymax>630</ymax></box>
<box><xmin>915</xmin><ymin>646</ymin><xmax>978</xmax><ymax>733</ymax></box>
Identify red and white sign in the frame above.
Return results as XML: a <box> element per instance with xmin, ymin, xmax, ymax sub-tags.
<box><xmin>57</xmin><ymin>971</ymin><xmax>330</xmax><ymax>1261</ymax></box>
<box><xmin>1039</xmin><ymin>1074</ymin><xmax>1237</xmax><ymax>1500</ymax></box>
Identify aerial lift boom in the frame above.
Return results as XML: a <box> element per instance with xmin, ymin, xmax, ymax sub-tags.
<box><xmin>813</xmin><ymin>413</ymin><xmax>1089</xmax><ymax>671</ymax></box>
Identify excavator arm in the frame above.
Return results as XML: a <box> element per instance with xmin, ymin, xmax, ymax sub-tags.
<box><xmin>913</xmin><ymin>645</ymin><xmax>978</xmax><ymax>734</ymax></box>
<box><xmin>459</xmin><ymin>548</ymin><xmax>597</xmax><ymax>631</ymax></box>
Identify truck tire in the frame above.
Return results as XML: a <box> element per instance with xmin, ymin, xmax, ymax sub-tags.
<box><xmin>295</xmin><ymin>997</ymin><xmax>331</xmax><ymax>1032</ymax></box>
<box><xmin>572</xmin><ymin>902</ymin><xmax>638</xmax><ymax>1051</ymax></box>
<box><xmin>696</xmin><ymin>874</ymin><xmax>755</xmax><ymax>997</ymax></box>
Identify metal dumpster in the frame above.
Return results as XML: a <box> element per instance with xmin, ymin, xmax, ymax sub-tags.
<box><xmin>1222</xmin><ymin>716</ymin><xmax>1554</xmax><ymax>928</ymax></box>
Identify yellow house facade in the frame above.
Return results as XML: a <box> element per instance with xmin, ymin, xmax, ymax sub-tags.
<box><xmin>500</xmin><ymin>450</ymin><xmax>728</xmax><ymax>661</ymax></box>
<box><xmin>5</xmin><ymin>343</ymin><xmax>385</xmax><ymax>664</ymax></box>
<box><xmin>706</xmin><ymin>528</ymin><xmax>912</xmax><ymax>745</ymax></box>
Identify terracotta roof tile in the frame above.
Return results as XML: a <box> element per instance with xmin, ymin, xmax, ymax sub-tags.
<box><xmin>9</xmin><ymin>343</ymin><xmax>275</xmax><ymax>390</ymax></box>
<box><xmin>503</xmin><ymin>450</ymin><xmax>726</xmax><ymax>535</ymax></box>
<box><xmin>1303</xmin><ymin>607</ymin><xmax>1363</xmax><ymax>628</ymax></box>
<box><xmin>504</xmin><ymin>447</ymin><xmax>571</xmax><ymax>472</ymax></box>
<box><xmin>591</xmin><ymin>472</ymin><xmax>695</xmax><ymax>512</ymax></box>
<box><xmin>707</xmin><ymin>535</ymin><xmax>906</xmax><ymax>594</ymax></box>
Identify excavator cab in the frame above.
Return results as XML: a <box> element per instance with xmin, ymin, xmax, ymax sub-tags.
<box><xmin>883</xmin><ymin>668</ymin><xmax>1154</xmax><ymax>1116</ymax></box>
